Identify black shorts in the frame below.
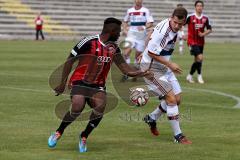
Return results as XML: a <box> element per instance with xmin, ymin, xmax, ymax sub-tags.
<box><xmin>70</xmin><ymin>80</ymin><xmax>106</xmax><ymax>97</ymax></box>
<box><xmin>190</xmin><ymin>45</ymin><xmax>204</xmax><ymax>56</ymax></box>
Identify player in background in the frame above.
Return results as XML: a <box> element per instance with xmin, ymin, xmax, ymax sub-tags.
<box><xmin>34</xmin><ymin>12</ymin><xmax>45</xmax><ymax>40</ymax></box>
<box><xmin>122</xmin><ymin>0</ymin><xmax>154</xmax><ymax>81</ymax></box>
<box><xmin>141</xmin><ymin>7</ymin><xmax>192</xmax><ymax>144</ymax></box>
<box><xmin>185</xmin><ymin>0</ymin><xmax>212</xmax><ymax>84</ymax></box>
<box><xmin>176</xmin><ymin>4</ymin><xmax>186</xmax><ymax>54</ymax></box>
<box><xmin>48</xmin><ymin>17</ymin><xmax>152</xmax><ymax>153</ymax></box>
<box><xmin>177</xmin><ymin>26</ymin><xmax>185</xmax><ymax>54</ymax></box>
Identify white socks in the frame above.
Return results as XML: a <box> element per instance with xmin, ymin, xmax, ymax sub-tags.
<box><xmin>149</xmin><ymin>100</ymin><xmax>167</xmax><ymax>120</ymax></box>
<box><xmin>167</xmin><ymin>105</ymin><xmax>182</xmax><ymax>136</ymax></box>
<box><xmin>125</xmin><ymin>56</ymin><xmax>130</xmax><ymax>64</ymax></box>
<box><xmin>149</xmin><ymin>100</ymin><xmax>182</xmax><ymax>136</ymax></box>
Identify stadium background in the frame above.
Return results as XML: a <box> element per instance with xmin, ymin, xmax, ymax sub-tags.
<box><xmin>0</xmin><ymin>0</ymin><xmax>240</xmax><ymax>160</ymax></box>
<box><xmin>0</xmin><ymin>0</ymin><xmax>239</xmax><ymax>42</ymax></box>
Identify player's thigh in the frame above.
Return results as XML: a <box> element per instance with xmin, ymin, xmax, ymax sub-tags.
<box><xmin>195</xmin><ymin>53</ymin><xmax>203</xmax><ymax>62</ymax></box>
<box><xmin>143</xmin><ymin>72</ymin><xmax>172</xmax><ymax>97</ymax></box>
<box><xmin>125</xmin><ymin>37</ymin><xmax>136</xmax><ymax>49</ymax></box>
<box><xmin>167</xmin><ymin>72</ymin><xmax>181</xmax><ymax>94</ymax></box>
<box><xmin>167</xmin><ymin>72</ymin><xmax>182</xmax><ymax>104</ymax></box>
<box><xmin>135</xmin><ymin>40</ymin><xmax>145</xmax><ymax>53</ymax></box>
<box><xmin>71</xmin><ymin>94</ymin><xmax>86</xmax><ymax>113</ymax></box>
<box><xmin>88</xmin><ymin>91</ymin><xmax>107</xmax><ymax>114</ymax></box>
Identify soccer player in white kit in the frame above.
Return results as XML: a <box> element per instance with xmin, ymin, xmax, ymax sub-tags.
<box><xmin>141</xmin><ymin>7</ymin><xmax>192</xmax><ymax>144</ymax></box>
<box><xmin>176</xmin><ymin>4</ymin><xmax>185</xmax><ymax>54</ymax></box>
<box><xmin>177</xmin><ymin>27</ymin><xmax>185</xmax><ymax>54</ymax></box>
<box><xmin>122</xmin><ymin>0</ymin><xmax>154</xmax><ymax>81</ymax></box>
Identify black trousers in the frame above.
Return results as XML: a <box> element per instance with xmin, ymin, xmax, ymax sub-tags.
<box><xmin>36</xmin><ymin>29</ymin><xmax>45</xmax><ymax>40</ymax></box>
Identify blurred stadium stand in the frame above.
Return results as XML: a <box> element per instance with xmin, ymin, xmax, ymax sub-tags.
<box><xmin>0</xmin><ymin>0</ymin><xmax>239</xmax><ymax>41</ymax></box>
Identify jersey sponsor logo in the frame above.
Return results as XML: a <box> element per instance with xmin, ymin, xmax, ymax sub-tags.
<box><xmin>97</xmin><ymin>56</ymin><xmax>111</xmax><ymax>63</ymax></box>
<box><xmin>195</xmin><ymin>23</ymin><xmax>204</xmax><ymax>29</ymax></box>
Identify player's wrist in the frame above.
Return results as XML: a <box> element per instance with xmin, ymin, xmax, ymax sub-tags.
<box><xmin>165</xmin><ymin>61</ymin><xmax>171</xmax><ymax>67</ymax></box>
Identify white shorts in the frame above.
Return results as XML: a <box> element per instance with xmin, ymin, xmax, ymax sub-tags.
<box><xmin>125</xmin><ymin>30</ymin><xmax>146</xmax><ymax>52</ymax></box>
<box><xmin>144</xmin><ymin>71</ymin><xmax>182</xmax><ymax>96</ymax></box>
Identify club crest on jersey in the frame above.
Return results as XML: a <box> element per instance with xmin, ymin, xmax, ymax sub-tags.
<box><xmin>202</xmin><ymin>18</ymin><xmax>207</xmax><ymax>23</ymax></box>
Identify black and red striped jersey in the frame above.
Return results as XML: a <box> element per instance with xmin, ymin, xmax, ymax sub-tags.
<box><xmin>69</xmin><ymin>35</ymin><xmax>119</xmax><ymax>87</ymax></box>
<box><xmin>186</xmin><ymin>13</ymin><xmax>212</xmax><ymax>46</ymax></box>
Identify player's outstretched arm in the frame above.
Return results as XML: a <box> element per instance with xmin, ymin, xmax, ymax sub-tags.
<box><xmin>54</xmin><ymin>54</ymin><xmax>76</xmax><ymax>95</ymax></box>
<box><xmin>113</xmin><ymin>52</ymin><xmax>151</xmax><ymax>77</ymax></box>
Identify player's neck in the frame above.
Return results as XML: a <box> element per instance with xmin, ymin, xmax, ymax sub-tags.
<box><xmin>135</xmin><ymin>5</ymin><xmax>142</xmax><ymax>10</ymax></box>
<box><xmin>195</xmin><ymin>12</ymin><xmax>202</xmax><ymax>17</ymax></box>
<box><xmin>99</xmin><ymin>34</ymin><xmax>108</xmax><ymax>44</ymax></box>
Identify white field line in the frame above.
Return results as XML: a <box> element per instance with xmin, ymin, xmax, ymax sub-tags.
<box><xmin>183</xmin><ymin>87</ymin><xmax>240</xmax><ymax>109</ymax></box>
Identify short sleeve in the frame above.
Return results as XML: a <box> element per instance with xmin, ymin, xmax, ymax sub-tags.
<box><xmin>206</xmin><ymin>17</ymin><xmax>212</xmax><ymax>30</ymax></box>
<box><xmin>146</xmin><ymin>9</ymin><xmax>154</xmax><ymax>23</ymax></box>
<box><xmin>147</xmin><ymin>24</ymin><xmax>165</xmax><ymax>55</ymax></box>
<box><xmin>123</xmin><ymin>9</ymin><xmax>130</xmax><ymax>22</ymax></box>
<box><xmin>185</xmin><ymin>15</ymin><xmax>190</xmax><ymax>25</ymax></box>
<box><xmin>71</xmin><ymin>37</ymin><xmax>91</xmax><ymax>57</ymax></box>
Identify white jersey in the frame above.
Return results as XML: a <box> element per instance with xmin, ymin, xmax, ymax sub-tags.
<box><xmin>141</xmin><ymin>18</ymin><xmax>178</xmax><ymax>73</ymax></box>
<box><xmin>124</xmin><ymin>6</ymin><xmax>154</xmax><ymax>32</ymax></box>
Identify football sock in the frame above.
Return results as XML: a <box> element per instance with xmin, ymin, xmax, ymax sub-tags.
<box><xmin>81</xmin><ymin>116</ymin><xmax>103</xmax><ymax>138</ymax></box>
<box><xmin>167</xmin><ymin>105</ymin><xmax>182</xmax><ymax>136</ymax></box>
<box><xmin>196</xmin><ymin>61</ymin><xmax>202</xmax><ymax>74</ymax></box>
<box><xmin>190</xmin><ymin>62</ymin><xmax>197</xmax><ymax>75</ymax></box>
<box><xmin>149</xmin><ymin>100</ymin><xmax>167</xmax><ymax>120</ymax></box>
<box><xmin>179</xmin><ymin>46</ymin><xmax>183</xmax><ymax>54</ymax></box>
<box><xmin>56</xmin><ymin>111</ymin><xmax>80</xmax><ymax>134</ymax></box>
<box><xmin>125</xmin><ymin>56</ymin><xmax>130</xmax><ymax>64</ymax></box>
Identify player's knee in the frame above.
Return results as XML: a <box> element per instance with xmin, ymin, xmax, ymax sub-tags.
<box><xmin>177</xmin><ymin>99</ymin><xmax>181</xmax><ymax>106</ymax></box>
<box><xmin>70</xmin><ymin>111</ymin><xmax>81</xmax><ymax>119</ymax></box>
<box><xmin>165</xmin><ymin>94</ymin><xmax>177</xmax><ymax>106</ymax></box>
<box><xmin>197</xmin><ymin>55</ymin><xmax>203</xmax><ymax>62</ymax></box>
<box><xmin>71</xmin><ymin>100</ymin><xmax>84</xmax><ymax>114</ymax></box>
<box><xmin>175</xmin><ymin>95</ymin><xmax>181</xmax><ymax>106</ymax></box>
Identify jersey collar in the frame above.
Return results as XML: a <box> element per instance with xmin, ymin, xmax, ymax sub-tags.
<box><xmin>195</xmin><ymin>12</ymin><xmax>203</xmax><ymax>19</ymax></box>
<box><xmin>98</xmin><ymin>34</ymin><xmax>106</xmax><ymax>47</ymax></box>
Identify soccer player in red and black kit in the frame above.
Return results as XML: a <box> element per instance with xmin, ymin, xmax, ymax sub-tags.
<box><xmin>185</xmin><ymin>0</ymin><xmax>212</xmax><ymax>84</ymax></box>
<box><xmin>47</xmin><ymin>17</ymin><xmax>151</xmax><ymax>153</ymax></box>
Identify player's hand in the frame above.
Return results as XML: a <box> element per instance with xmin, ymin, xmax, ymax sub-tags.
<box><xmin>143</xmin><ymin>70</ymin><xmax>154</xmax><ymax>80</ymax></box>
<box><xmin>54</xmin><ymin>83</ymin><xmax>66</xmax><ymax>96</ymax></box>
<box><xmin>168</xmin><ymin>62</ymin><xmax>182</xmax><ymax>74</ymax></box>
<box><xmin>183</xmin><ymin>35</ymin><xmax>187</xmax><ymax>41</ymax></box>
<box><xmin>198</xmin><ymin>31</ymin><xmax>205</xmax><ymax>37</ymax></box>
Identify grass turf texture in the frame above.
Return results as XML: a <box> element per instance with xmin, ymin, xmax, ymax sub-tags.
<box><xmin>0</xmin><ymin>40</ymin><xmax>240</xmax><ymax>160</ymax></box>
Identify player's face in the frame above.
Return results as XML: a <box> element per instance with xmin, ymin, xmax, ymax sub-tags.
<box><xmin>135</xmin><ymin>0</ymin><xmax>143</xmax><ymax>7</ymax></box>
<box><xmin>109</xmin><ymin>25</ymin><xmax>121</xmax><ymax>42</ymax></box>
<box><xmin>170</xmin><ymin>16</ymin><xmax>186</xmax><ymax>32</ymax></box>
<box><xmin>195</xmin><ymin>2</ymin><xmax>203</xmax><ymax>14</ymax></box>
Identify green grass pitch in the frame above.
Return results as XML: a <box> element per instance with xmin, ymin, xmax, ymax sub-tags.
<box><xmin>0</xmin><ymin>40</ymin><xmax>240</xmax><ymax>160</ymax></box>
